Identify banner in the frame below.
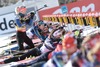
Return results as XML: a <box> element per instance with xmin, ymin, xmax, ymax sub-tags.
<box><xmin>39</xmin><ymin>0</ymin><xmax>100</xmax><ymax>20</ymax></box>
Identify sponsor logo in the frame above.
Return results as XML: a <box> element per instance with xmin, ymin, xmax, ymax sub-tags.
<box><xmin>70</xmin><ymin>3</ymin><xmax>95</xmax><ymax>13</ymax></box>
<box><xmin>0</xmin><ymin>13</ymin><xmax>16</xmax><ymax>34</ymax></box>
<box><xmin>53</xmin><ymin>3</ymin><xmax>95</xmax><ymax>14</ymax></box>
<box><xmin>0</xmin><ymin>18</ymin><xmax>15</xmax><ymax>31</ymax></box>
<box><xmin>61</xmin><ymin>6</ymin><xmax>68</xmax><ymax>14</ymax></box>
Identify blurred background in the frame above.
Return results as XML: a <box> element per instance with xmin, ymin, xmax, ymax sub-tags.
<box><xmin>0</xmin><ymin>0</ymin><xmax>82</xmax><ymax>8</ymax></box>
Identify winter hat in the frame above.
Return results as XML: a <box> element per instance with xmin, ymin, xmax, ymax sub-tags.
<box><xmin>62</xmin><ymin>32</ymin><xmax>77</xmax><ymax>49</ymax></box>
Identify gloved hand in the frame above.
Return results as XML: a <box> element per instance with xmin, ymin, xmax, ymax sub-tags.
<box><xmin>19</xmin><ymin>13</ymin><xmax>25</xmax><ymax>18</ymax></box>
<box><xmin>30</xmin><ymin>12</ymin><xmax>35</xmax><ymax>19</ymax></box>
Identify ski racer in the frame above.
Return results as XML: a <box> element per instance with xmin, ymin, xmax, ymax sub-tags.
<box><xmin>14</xmin><ymin>6</ymin><xmax>35</xmax><ymax>50</ymax></box>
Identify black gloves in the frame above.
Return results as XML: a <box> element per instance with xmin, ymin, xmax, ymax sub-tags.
<box><xmin>30</xmin><ymin>12</ymin><xmax>35</xmax><ymax>19</ymax></box>
<box><xmin>19</xmin><ymin>13</ymin><xmax>25</xmax><ymax>18</ymax></box>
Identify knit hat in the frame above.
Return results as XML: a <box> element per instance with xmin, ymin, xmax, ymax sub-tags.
<box><xmin>38</xmin><ymin>20</ymin><xmax>44</xmax><ymax>25</ymax></box>
<box><xmin>62</xmin><ymin>32</ymin><xmax>77</xmax><ymax>49</ymax></box>
<box><xmin>18</xmin><ymin>6</ymin><xmax>26</xmax><ymax>13</ymax></box>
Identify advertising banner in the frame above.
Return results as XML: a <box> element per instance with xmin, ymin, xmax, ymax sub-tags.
<box><xmin>39</xmin><ymin>0</ymin><xmax>100</xmax><ymax>20</ymax></box>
